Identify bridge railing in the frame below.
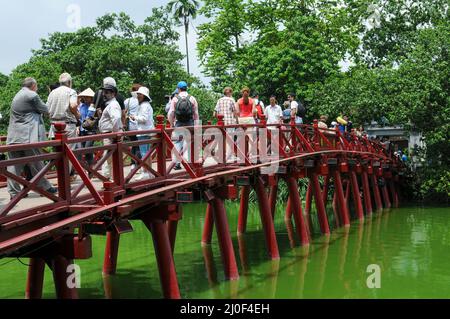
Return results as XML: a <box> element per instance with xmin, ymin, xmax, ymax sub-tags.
<box><xmin>0</xmin><ymin>115</ymin><xmax>396</xmax><ymax>226</ymax></box>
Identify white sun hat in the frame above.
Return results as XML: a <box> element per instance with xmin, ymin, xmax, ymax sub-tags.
<box><xmin>78</xmin><ymin>88</ymin><xmax>95</xmax><ymax>98</ymax></box>
<box><xmin>136</xmin><ymin>86</ymin><xmax>152</xmax><ymax>102</ymax></box>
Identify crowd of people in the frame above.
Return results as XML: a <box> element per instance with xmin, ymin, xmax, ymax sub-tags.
<box><xmin>4</xmin><ymin>75</ymin><xmax>368</xmax><ymax>200</ymax></box>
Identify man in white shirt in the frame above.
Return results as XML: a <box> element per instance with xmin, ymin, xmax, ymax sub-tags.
<box><xmin>264</xmin><ymin>95</ymin><xmax>283</xmax><ymax>128</ymax></box>
<box><xmin>47</xmin><ymin>73</ymin><xmax>80</xmax><ymax>139</ymax></box>
<box><xmin>47</xmin><ymin>73</ymin><xmax>80</xmax><ymax>182</ymax></box>
<box><xmin>98</xmin><ymin>83</ymin><xmax>123</xmax><ymax>178</ymax></box>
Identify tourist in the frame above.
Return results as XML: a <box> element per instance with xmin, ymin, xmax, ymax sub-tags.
<box><xmin>166</xmin><ymin>88</ymin><xmax>179</xmax><ymax>114</ymax></box>
<box><xmin>98</xmin><ymin>82</ymin><xmax>123</xmax><ymax>179</ymax></box>
<box><xmin>6</xmin><ymin>77</ymin><xmax>57</xmax><ymax>199</ymax></box>
<box><xmin>47</xmin><ymin>73</ymin><xmax>80</xmax><ymax>139</ymax></box>
<box><xmin>235</xmin><ymin>87</ymin><xmax>256</xmax><ymax>124</ymax></box>
<box><xmin>124</xmin><ymin>84</ymin><xmax>142</xmax><ymax>169</ymax></box>
<box><xmin>77</xmin><ymin>88</ymin><xmax>97</xmax><ymax>168</ymax></box>
<box><xmin>253</xmin><ymin>92</ymin><xmax>265</xmax><ymax>123</ymax></box>
<box><xmin>336</xmin><ymin>115</ymin><xmax>348</xmax><ymax>134</ymax></box>
<box><xmin>264</xmin><ymin>95</ymin><xmax>283</xmax><ymax>128</ymax></box>
<box><xmin>168</xmin><ymin>81</ymin><xmax>199</xmax><ymax>170</ymax></box>
<box><xmin>214</xmin><ymin>87</ymin><xmax>236</xmax><ymax>126</ymax></box>
<box><xmin>129</xmin><ymin>86</ymin><xmax>154</xmax><ymax>180</ymax></box>
<box><xmin>93</xmin><ymin>77</ymin><xmax>127</xmax><ymax>125</ymax></box>
<box><xmin>288</xmin><ymin>93</ymin><xmax>306</xmax><ymax>124</ymax></box>
<box><xmin>318</xmin><ymin>115</ymin><xmax>329</xmax><ymax>131</ymax></box>
<box><xmin>47</xmin><ymin>72</ymin><xmax>80</xmax><ymax>182</ymax></box>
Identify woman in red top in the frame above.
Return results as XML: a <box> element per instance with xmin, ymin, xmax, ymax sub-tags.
<box><xmin>235</xmin><ymin>87</ymin><xmax>256</xmax><ymax>124</ymax></box>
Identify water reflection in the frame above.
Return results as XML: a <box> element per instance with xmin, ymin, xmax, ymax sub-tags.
<box><xmin>3</xmin><ymin>206</ymin><xmax>449</xmax><ymax>299</ymax></box>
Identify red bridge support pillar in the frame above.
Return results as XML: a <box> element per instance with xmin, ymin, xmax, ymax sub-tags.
<box><xmin>361</xmin><ymin>171</ymin><xmax>373</xmax><ymax>216</ymax></box>
<box><xmin>269</xmin><ymin>184</ymin><xmax>278</xmax><ymax>220</ymax></box>
<box><xmin>103</xmin><ymin>230</ymin><xmax>120</xmax><ymax>276</ymax></box>
<box><xmin>168</xmin><ymin>205</ymin><xmax>182</xmax><ymax>254</ymax></box>
<box><xmin>25</xmin><ymin>257</ymin><xmax>45</xmax><ymax>299</ymax></box>
<box><xmin>237</xmin><ymin>186</ymin><xmax>250</xmax><ymax>235</ymax></box>
<box><xmin>254</xmin><ymin>177</ymin><xmax>280</xmax><ymax>259</ymax></box>
<box><xmin>350</xmin><ymin>171</ymin><xmax>364</xmax><ymax>220</ymax></box>
<box><xmin>142</xmin><ymin>217</ymin><xmax>181</xmax><ymax>299</ymax></box>
<box><xmin>309</xmin><ymin>173</ymin><xmax>330</xmax><ymax>235</ymax></box>
<box><xmin>304</xmin><ymin>183</ymin><xmax>314</xmax><ymax>234</ymax></box>
<box><xmin>389</xmin><ymin>179</ymin><xmax>399</xmax><ymax>208</ymax></box>
<box><xmin>285</xmin><ymin>177</ymin><xmax>310</xmax><ymax>245</ymax></box>
<box><xmin>202</xmin><ymin>203</ymin><xmax>214</xmax><ymax>245</ymax></box>
<box><xmin>371</xmin><ymin>174</ymin><xmax>383</xmax><ymax>212</ymax></box>
<box><xmin>285</xmin><ymin>197</ymin><xmax>292</xmax><ymax>220</ymax></box>
<box><xmin>49</xmin><ymin>255</ymin><xmax>79</xmax><ymax>299</ymax></box>
<box><xmin>381</xmin><ymin>179</ymin><xmax>391</xmax><ymax>209</ymax></box>
<box><xmin>209</xmin><ymin>195</ymin><xmax>239</xmax><ymax>280</ymax></box>
<box><xmin>333</xmin><ymin>171</ymin><xmax>350</xmax><ymax>227</ymax></box>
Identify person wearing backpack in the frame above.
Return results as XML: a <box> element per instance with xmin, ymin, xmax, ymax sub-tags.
<box><xmin>288</xmin><ymin>93</ymin><xmax>306</xmax><ymax>124</ymax></box>
<box><xmin>168</xmin><ymin>81</ymin><xmax>199</xmax><ymax>170</ymax></box>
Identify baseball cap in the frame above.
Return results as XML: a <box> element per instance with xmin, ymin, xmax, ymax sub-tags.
<box><xmin>177</xmin><ymin>81</ymin><xmax>188</xmax><ymax>89</ymax></box>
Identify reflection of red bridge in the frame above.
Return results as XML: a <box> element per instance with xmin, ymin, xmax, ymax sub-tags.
<box><xmin>0</xmin><ymin>115</ymin><xmax>403</xmax><ymax>299</ymax></box>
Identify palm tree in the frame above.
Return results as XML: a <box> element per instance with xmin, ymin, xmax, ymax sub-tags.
<box><xmin>168</xmin><ymin>0</ymin><xmax>200</xmax><ymax>74</ymax></box>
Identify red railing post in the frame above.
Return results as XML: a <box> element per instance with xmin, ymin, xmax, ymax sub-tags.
<box><xmin>53</xmin><ymin>122</ymin><xmax>71</xmax><ymax>201</ymax></box>
<box><xmin>217</xmin><ymin>114</ymin><xmax>226</xmax><ymax>164</ymax></box>
<box><xmin>313</xmin><ymin>119</ymin><xmax>320</xmax><ymax>150</ymax></box>
<box><xmin>102</xmin><ymin>181</ymin><xmax>120</xmax><ymax>276</ymax></box>
<box><xmin>290</xmin><ymin>116</ymin><xmax>297</xmax><ymax>155</ymax></box>
<box><xmin>156</xmin><ymin>115</ymin><xmax>167</xmax><ymax>176</ymax></box>
<box><xmin>112</xmin><ymin>132</ymin><xmax>124</xmax><ymax>187</ymax></box>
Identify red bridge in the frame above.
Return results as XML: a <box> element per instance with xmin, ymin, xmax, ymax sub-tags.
<box><xmin>0</xmin><ymin>115</ymin><xmax>403</xmax><ymax>299</ymax></box>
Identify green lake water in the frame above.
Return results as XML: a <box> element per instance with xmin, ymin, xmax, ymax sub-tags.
<box><xmin>0</xmin><ymin>204</ymin><xmax>449</xmax><ymax>299</ymax></box>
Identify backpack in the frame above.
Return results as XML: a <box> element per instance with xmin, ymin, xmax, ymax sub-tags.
<box><xmin>175</xmin><ymin>94</ymin><xmax>194</xmax><ymax>122</ymax></box>
<box><xmin>296</xmin><ymin>101</ymin><xmax>306</xmax><ymax>118</ymax></box>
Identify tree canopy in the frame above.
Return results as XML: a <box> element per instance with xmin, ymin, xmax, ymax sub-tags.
<box><xmin>197</xmin><ymin>0</ymin><xmax>449</xmax><ymax>201</ymax></box>
<box><xmin>0</xmin><ymin>7</ymin><xmax>218</xmax><ymax>129</ymax></box>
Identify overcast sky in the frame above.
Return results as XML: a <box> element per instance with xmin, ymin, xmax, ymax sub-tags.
<box><xmin>0</xmin><ymin>0</ymin><xmax>208</xmax><ymax>82</ymax></box>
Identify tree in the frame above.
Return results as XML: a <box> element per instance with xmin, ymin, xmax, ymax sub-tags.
<box><xmin>0</xmin><ymin>73</ymin><xmax>7</xmax><ymax>88</ymax></box>
<box><xmin>168</xmin><ymin>0</ymin><xmax>200</xmax><ymax>74</ymax></box>
<box><xmin>197</xmin><ymin>0</ymin><xmax>358</xmax><ymax>97</ymax></box>
<box><xmin>0</xmin><ymin>8</ymin><xmax>192</xmax><ymax>129</ymax></box>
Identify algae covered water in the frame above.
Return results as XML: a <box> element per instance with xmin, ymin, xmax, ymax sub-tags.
<box><xmin>0</xmin><ymin>204</ymin><xmax>449</xmax><ymax>298</ymax></box>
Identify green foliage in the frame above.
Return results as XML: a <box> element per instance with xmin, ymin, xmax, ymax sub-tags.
<box><xmin>310</xmin><ymin>22</ymin><xmax>449</xmax><ymax>202</ymax></box>
<box><xmin>0</xmin><ymin>73</ymin><xmax>7</xmax><ymax>88</ymax></box>
<box><xmin>0</xmin><ymin>8</ymin><xmax>192</xmax><ymax>130</ymax></box>
<box><xmin>197</xmin><ymin>0</ymin><xmax>358</xmax><ymax>102</ymax></box>
<box><xmin>198</xmin><ymin>0</ymin><xmax>449</xmax><ymax>202</ymax></box>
